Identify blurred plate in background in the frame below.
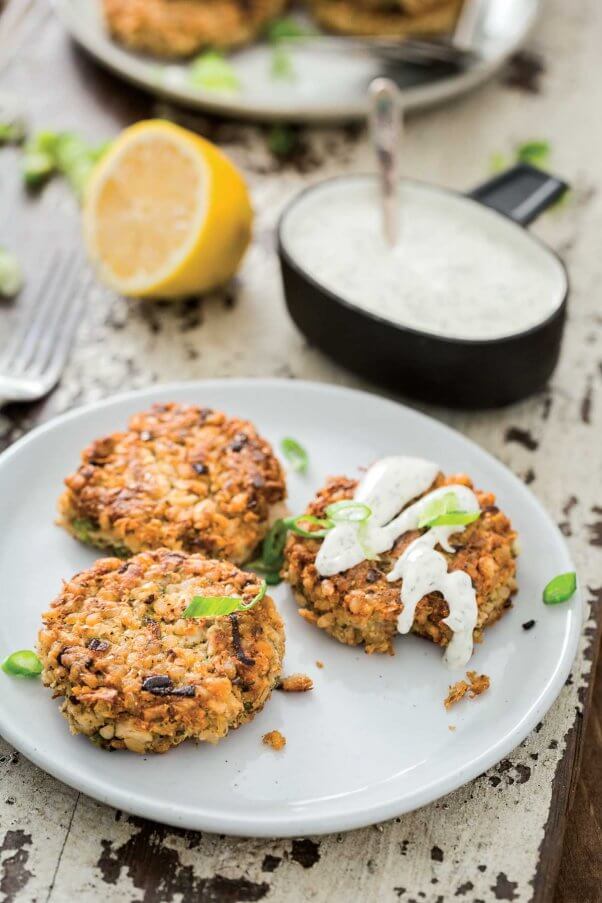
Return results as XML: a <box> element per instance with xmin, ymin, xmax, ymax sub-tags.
<box><xmin>52</xmin><ymin>0</ymin><xmax>541</xmax><ymax>122</ymax></box>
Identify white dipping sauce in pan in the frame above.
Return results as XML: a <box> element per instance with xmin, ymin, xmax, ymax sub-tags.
<box><xmin>280</xmin><ymin>178</ymin><xmax>566</xmax><ymax>341</ymax></box>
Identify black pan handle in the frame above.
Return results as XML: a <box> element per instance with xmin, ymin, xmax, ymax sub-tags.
<box><xmin>468</xmin><ymin>163</ymin><xmax>569</xmax><ymax>227</ymax></box>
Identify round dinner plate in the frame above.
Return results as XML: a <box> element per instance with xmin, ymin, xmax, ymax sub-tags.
<box><xmin>51</xmin><ymin>0</ymin><xmax>542</xmax><ymax>122</ymax></box>
<box><xmin>0</xmin><ymin>380</ymin><xmax>580</xmax><ymax>836</ymax></box>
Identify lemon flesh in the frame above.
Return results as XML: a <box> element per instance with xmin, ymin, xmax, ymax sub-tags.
<box><xmin>83</xmin><ymin>119</ymin><xmax>253</xmax><ymax>299</ymax></box>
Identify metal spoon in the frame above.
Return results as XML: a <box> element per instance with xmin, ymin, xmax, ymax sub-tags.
<box><xmin>369</xmin><ymin>78</ymin><xmax>403</xmax><ymax>248</ymax></box>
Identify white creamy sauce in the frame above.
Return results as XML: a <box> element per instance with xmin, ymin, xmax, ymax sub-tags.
<box><xmin>282</xmin><ymin>179</ymin><xmax>565</xmax><ymax>341</ymax></box>
<box><xmin>315</xmin><ymin>456</ymin><xmax>480</xmax><ymax>668</ymax></box>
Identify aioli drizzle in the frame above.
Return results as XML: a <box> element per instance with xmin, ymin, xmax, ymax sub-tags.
<box><xmin>315</xmin><ymin>457</ymin><xmax>480</xmax><ymax>668</ymax></box>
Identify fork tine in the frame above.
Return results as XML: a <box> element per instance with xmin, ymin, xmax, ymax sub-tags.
<box><xmin>4</xmin><ymin>253</ymin><xmax>76</xmax><ymax>375</ymax></box>
<box><xmin>27</xmin><ymin>253</ymin><xmax>85</xmax><ymax>378</ymax></box>
<box><xmin>42</xmin><ymin>272</ymin><xmax>91</xmax><ymax>387</ymax></box>
<box><xmin>0</xmin><ymin>252</ymin><xmax>61</xmax><ymax>371</ymax></box>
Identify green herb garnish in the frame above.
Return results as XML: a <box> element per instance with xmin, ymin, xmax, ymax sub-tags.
<box><xmin>23</xmin><ymin>131</ymin><xmax>110</xmax><ymax>197</ymax></box>
<box><xmin>0</xmin><ymin>247</ymin><xmax>23</xmax><ymax>297</ymax></box>
<box><xmin>516</xmin><ymin>140</ymin><xmax>550</xmax><ymax>168</ymax></box>
<box><xmin>266</xmin><ymin>17</ymin><xmax>313</xmax><ymax>42</ymax></box>
<box><xmin>283</xmin><ymin>514</ymin><xmax>332</xmax><ymax>538</ymax></box>
<box><xmin>189</xmin><ymin>51</ymin><xmax>239</xmax><ymax>94</ymax></box>
<box><xmin>267</xmin><ymin>124</ymin><xmax>297</xmax><ymax>158</ymax></box>
<box><xmin>2</xmin><ymin>650</ymin><xmax>43</xmax><ymax>677</ymax></box>
<box><xmin>183</xmin><ymin>580</ymin><xmax>267</xmax><ymax>618</ymax></box>
<box><xmin>248</xmin><ymin>519</ymin><xmax>288</xmax><ymax>585</ymax></box>
<box><xmin>271</xmin><ymin>44</ymin><xmax>294</xmax><ymax>80</ymax></box>
<box><xmin>418</xmin><ymin>492</ymin><xmax>481</xmax><ymax>529</ymax></box>
<box><xmin>543</xmin><ymin>572</ymin><xmax>577</xmax><ymax>605</ymax></box>
<box><xmin>281</xmin><ymin>437</ymin><xmax>308</xmax><ymax>474</ymax></box>
<box><xmin>0</xmin><ymin>119</ymin><xmax>26</xmax><ymax>146</ymax></box>
<box><xmin>71</xmin><ymin>517</ymin><xmax>96</xmax><ymax>544</ymax></box>
<box><xmin>326</xmin><ymin>501</ymin><xmax>372</xmax><ymax>524</ymax></box>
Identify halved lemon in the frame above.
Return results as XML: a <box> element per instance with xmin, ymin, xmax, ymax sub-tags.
<box><xmin>83</xmin><ymin>119</ymin><xmax>253</xmax><ymax>299</ymax></box>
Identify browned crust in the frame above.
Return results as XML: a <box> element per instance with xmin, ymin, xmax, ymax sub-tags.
<box><xmin>444</xmin><ymin>670</ymin><xmax>491</xmax><ymax>709</ymax></box>
<box><xmin>282</xmin><ymin>472</ymin><xmax>518</xmax><ymax>655</ymax></box>
<box><xmin>277</xmin><ymin>673</ymin><xmax>314</xmax><ymax>692</ymax></box>
<box><xmin>38</xmin><ymin>549</ymin><xmax>285</xmax><ymax>753</ymax></box>
<box><xmin>58</xmin><ymin>402</ymin><xmax>286</xmax><ymax>566</ymax></box>
<box><xmin>262</xmin><ymin>729</ymin><xmax>286</xmax><ymax>750</ymax></box>
<box><xmin>309</xmin><ymin>0</ymin><xmax>464</xmax><ymax>38</ymax></box>
<box><xmin>102</xmin><ymin>0</ymin><xmax>288</xmax><ymax>56</ymax></box>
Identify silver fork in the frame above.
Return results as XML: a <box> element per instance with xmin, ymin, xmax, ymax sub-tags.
<box><xmin>0</xmin><ymin>251</ymin><xmax>88</xmax><ymax>407</ymax></box>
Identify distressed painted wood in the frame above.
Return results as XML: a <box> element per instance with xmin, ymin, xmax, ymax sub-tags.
<box><xmin>0</xmin><ymin>1</ymin><xmax>600</xmax><ymax>900</ymax></box>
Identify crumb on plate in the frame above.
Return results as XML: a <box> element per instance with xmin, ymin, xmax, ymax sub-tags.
<box><xmin>444</xmin><ymin>671</ymin><xmax>490</xmax><ymax>710</ymax></box>
<box><xmin>316</xmin><ymin>660</ymin><xmax>324</xmax><ymax>669</ymax></box>
<box><xmin>262</xmin><ymin>729</ymin><xmax>286</xmax><ymax>750</ymax></box>
<box><xmin>277</xmin><ymin>673</ymin><xmax>314</xmax><ymax>692</ymax></box>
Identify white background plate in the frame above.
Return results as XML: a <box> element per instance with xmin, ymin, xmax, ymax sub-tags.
<box><xmin>51</xmin><ymin>0</ymin><xmax>542</xmax><ymax>122</ymax></box>
<box><xmin>0</xmin><ymin>380</ymin><xmax>581</xmax><ymax>836</ymax></box>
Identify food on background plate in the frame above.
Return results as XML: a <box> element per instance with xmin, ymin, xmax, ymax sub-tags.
<box><xmin>282</xmin><ymin>456</ymin><xmax>518</xmax><ymax>666</ymax></box>
<box><xmin>83</xmin><ymin>119</ymin><xmax>253</xmax><ymax>299</ymax></box>
<box><xmin>309</xmin><ymin>0</ymin><xmax>464</xmax><ymax>38</ymax></box>
<box><xmin>103</xmin><ymin>0</ymin><xmax>288</xmax><ymax>56</ymax></box>
<box><xmin>58</xmin><ymin>402</ymin><xmax>286</xmax><ymax>565</ymax></box>
<box><xmin>38</xmin><ymin>549</ymin><xmax>285</xmax><ymax>753</ymax></box>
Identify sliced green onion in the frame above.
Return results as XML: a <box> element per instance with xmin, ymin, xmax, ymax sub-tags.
<box><xmin>357</xmin><ymin>520</ymin><xmax>379</xmax><ymax>560</ymax></box>
<box><xmin>426</xmin><ymin>511</ymin><xmax>481</xmax><ymax>528</ymax></box>
<box><xmin>2</xmin><ymin>650</ymin><xmax>43</xmax><ymax>677</ymax></box>
<box><xmin>0</xmin><ymin>119</ymin><xmax>26</xmax><ymax>146</ymax></box>
<box><xmin>283</xmin><ymin>514</ymin><xmax>332</xmax><ymax>539</ymax></box>
<box><xmin>326</xmin><ymin>500</ymin><xmax>372</xmax><ymax>523</ymax></box>
<box><xmin>0</xmin><ymin>247</ymin><xmax>23</xmax><ymax>297</ymax></box>
<box><xmin>189</xmin><ymin>51</ymin><xmax>239</xmax><ymax>94</ymax></box>
<box><xmin>271</xmin><ymin>44</ymin><xmax>294</xmax><ymax>80</ymax></box>
<box><xmin>22</xmin><ymin>130</ymin><xmax>110</xmax><ymax>197</ymax></box>
<box><xmin>184</xmin><ymin>580</ymin><xmax>267</xmax><ymax>618</ymax></box>
<box><xmin>543</xmin><ymin>572</ymin><xmax>577</xmax><ymax>605</ymax></box>
<box><xmin>267</xmin><ymin>124</ymin><xmax>297</xmax><ymax>158</ymax></box>
<box><xmin>281</xmin><ymin>437</ymin><xmax>308</xmax><ymax>474</ymax></box>
<box><xmin>418</xmin><ymin>492</ymin><xmax>480</xmax><ymax>529</ymax></box>
<box><xmin>517</xmin><ymin>139</ymin><xmax>550</xmax><ymax>168</ymax></box>
<box><xmin>266</xmin><ymin>17</ymin><xmax>314</xmax><ymax>42</ymax></box>
<box><xmin>262</xmin><ymin>519</ymin><xmax>288</xmax><ymax>569</ymax></box>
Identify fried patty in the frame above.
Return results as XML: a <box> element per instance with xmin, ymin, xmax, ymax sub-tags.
<box><xmin>102</xmin><ymin>0</ymin><xmax>288</xmax><ymax>56</ymax></box>
<box><xmin>58</xmin><ymin>402</ymin><xmax>286</xmax><ymax>566</ymax></box>
<box><xmin>38</xmin><ymin>549</ymin><xmax>285</xmax><ymax>753</ymax></box>
<box><xmin>282</xmin><ymin>472</ymin><xmax>518</xmax><ymax>655</ymax></box>
<box><xmin>309</xmin><ymin>0</ymin><xmax>463</xmax><ymax>37</ymax></box>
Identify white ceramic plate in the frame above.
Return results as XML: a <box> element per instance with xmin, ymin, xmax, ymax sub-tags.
<box><xmin>51</xmin><ymin>0</ymin><xmax>541</xmax><ymax>122</ymax></box>
<box><xmin>0</xmin><ymin>380</ymin><xmax>580</xmax><ymax>836</ymax></box>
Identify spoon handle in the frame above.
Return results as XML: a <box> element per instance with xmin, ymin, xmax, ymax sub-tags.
<box><xmin>369</xmin><ymin>78</ymin><xmax>403</xmax><ymax>248</ymax></box>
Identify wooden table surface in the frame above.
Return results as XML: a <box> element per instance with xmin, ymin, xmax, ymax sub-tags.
<box><xmin>0</xmin><ymin>1</ymin><xmax>600</xmax><ymax>900</ymax></box>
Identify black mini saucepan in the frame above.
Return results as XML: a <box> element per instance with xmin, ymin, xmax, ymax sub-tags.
<box><xmin>277</xmin><ymin>164</ymin><xmax>569</xmax><ymax>409</ymax></box>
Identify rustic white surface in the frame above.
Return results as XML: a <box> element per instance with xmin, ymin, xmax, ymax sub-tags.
<box><xmin>0</xmin><ymin>0</ymin><xmax>600</xmax><ymax>900</ymax></box>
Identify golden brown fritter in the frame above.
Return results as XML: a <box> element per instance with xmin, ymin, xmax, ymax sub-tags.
<box><xmin>38</xmin><ymin>549</ymin><xmax>285</xmax><ymax>753</ymax></box>
<box><xmin>102</xmin><ymin>0</ymin><xmax>288</xmax><ymax>57</ymax></box>
<box><xmin>309</xmin><ymin>0</ymin><xmax>464</xmax><ymax>38</ymax></box>
<box><xmin>58</xmin><ymin>402</ymin><xmax>286</xmax><ymax>566</ymax></box>
<box><xmin>282</xmin><ymin>472</ymin><xmax>518</xmax><ymax>655</ymax></box>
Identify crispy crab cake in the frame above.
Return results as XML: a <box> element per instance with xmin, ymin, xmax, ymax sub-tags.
<box><xmin>102</xmin><ymin>0</ymin><xmax>288</xmax><ymax>57</ymax></box>
<box><xmin>58</xmin><ymin>402</ymin><xmax>286</xmax><ymax>565</ymax></box>
<box><xmin>38</xmin><ymin>549</ymin><xmax>285</xmax><ymax>753</ymax></box>
<box><xmin>309</xmin><ymin>0</ymin><xmax>464</xmax><ymax>38</ymax></box>
<box><xmin>282</xmin><ymin>472</ymin><xmax>518</xmax><ymax>655</ymax></box>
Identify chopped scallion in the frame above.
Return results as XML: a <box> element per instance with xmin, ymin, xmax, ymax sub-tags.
<box><xmin>543</xmin><ymin>572</ymin><xmax>577</xmax><ymax>605</ymax></box>
<box><xmin>189</xmin><ymin>51</ymin><xmax>239</xmax><ymax>94</ymax></box>
<box><xmin>0</xmin><ymin>247</ymin><xmax>23</xmax><ymax>297</ymax></box>
<box><xmin>281</xmin><ymin>437</ymin><xmax>308</xmax><ymax>474</ymax></box>
<box><xmin>183</xmin><ymin>580</ymin><xmax>267</xmax><ymax>618</ymax></box>
<box><xmin>326</xmin><ymin>500</ymin><xmax>372</xmax><ymax>523</ymax></box>
<box><xmin>2</xmin><ymin>650</ymin><xmax>42</xmax><ymax>677</ymax></box>
<box><xmin>418</xmin><ymin>492</ymin><xmax>481</xmax><ymax>529</ymax></box>
<box><xmin>283</xmin><ymin>514</ymin><xmax>332</xmax><ymax>538</ymax></box>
